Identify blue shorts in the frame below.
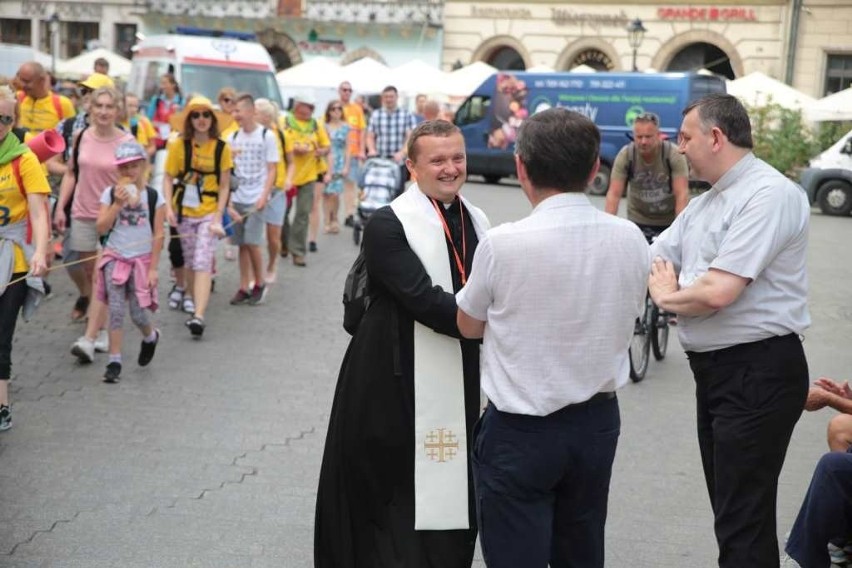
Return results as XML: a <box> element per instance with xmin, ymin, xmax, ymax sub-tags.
<box><xmin>347</xmin><ymin>158</ymin><xmax>362</xmax><ymax>184</ymax></box>
<box><xmin>261</xmin><ymin>191</ymin><xmax>286</xmax><ymax>227</ymax></box>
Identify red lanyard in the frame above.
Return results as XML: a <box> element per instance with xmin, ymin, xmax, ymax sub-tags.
<box><xmin>430</xmin><ymin>197</ymin><xmax>467</xmax><ymax>285</ymax></box>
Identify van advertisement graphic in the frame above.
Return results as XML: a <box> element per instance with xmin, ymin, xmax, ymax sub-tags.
<box><xmin>487</xmin><ymin>72</ymin><xmax>682</xmax><ymax>149</ymax></box>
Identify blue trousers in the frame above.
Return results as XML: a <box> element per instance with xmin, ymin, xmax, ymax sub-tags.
<box><xmin>472</xmin><ymin>395</ymin><xmax>619</xmax><ymax>568</ymax></box>
<box><xmin>786</xmin><ymin>450</ymin><xmax>852</xmax><ymax>567</ymax></box>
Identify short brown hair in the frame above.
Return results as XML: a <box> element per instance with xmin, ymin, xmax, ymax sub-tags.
<box><xmin>406</xmin><ymin>120</ymin><xmax>461</xmax><ymax>162</ymax></box>
<box><xmin>235</xmin><ymin>92</ymin><xmax>255</xmax><ymax>107</ymax></box>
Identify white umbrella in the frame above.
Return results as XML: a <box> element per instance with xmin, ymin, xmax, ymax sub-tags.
<box><xmin>342</xmin><ymin>57</ymin><xmax>392</xmax><ymax>93</ymax></box>
<box><xmin>392</xmin><ymin>59</ymin><xmax>450</xmax><ymax>96</ymax></box>
<box><xmin>527</xmin><ymin>64</ymin><xmax>555</xmax><ymax>73</ymax></box>
<box><xmin>56</xmin><ymin>47</ymin><xmax>131</xmax><ymax>80</ymax></box>
<box><xmin>727</xmin><ymin>71</ymin><xmax>817</xmax><ymax>111</ymax></box>
<box><xmin>806</xmin><ymin>88</ymin><xmax>852</xmax><ymax>122</ymax></box>
<box><xmin>443</xmin><ymin>61</ymin><xmax>497</xmax><ymax>97</ymax></box>
<box><xmin>569</xmin><ymin>64</ymin><xmax>597</xmax><ymax>73</ymax></box>
<box><xmin>276</xmin><ymin>57</ymin><xmax>342</xmax><ymax>89</ymax></box>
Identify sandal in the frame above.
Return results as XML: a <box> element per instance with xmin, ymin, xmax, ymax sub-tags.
<box><xmin>70</xmin><ymin>296</ymin><xmax>89</xmax><ymax>321</ymax></box>
<box><xmin>168</xmin><ymin>286</ymin><xmax>184</xmax><ymax>310</ymax></box>
<box><xmin>182</xmin><ymin>295</ymin><xmax>196</xmax><ymax>314</ymax></box>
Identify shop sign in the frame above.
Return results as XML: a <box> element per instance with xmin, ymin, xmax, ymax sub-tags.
<box><xmin>657</xmin><ymin>7</ymin><xmax>757</xmax><ymax>21</ymax></box>
<box><xmin>299</xmin><ymin>34</ymin><xmax>346</xmax><ymax>56</ymax></box>
<box><xmin>470</xmin><ymin>6</ymin><xmax>533</xmax><ymax>19</ymax></box>
<box><xmin>551</xmin><ymin>9</ymin><xmax>629</xmax><ymax>28</ymax></box>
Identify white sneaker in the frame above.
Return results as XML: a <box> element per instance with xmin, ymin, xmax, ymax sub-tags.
<box><xmin>70</xmin><ymin>336</ymin><xmax>95</xmax><ymax>363</ymax></box>
<box><xmin>93</xmin><ymin>329</ymin><xmax>109</xmax><ymax>353</ymax></box>
<box><xmin>781</xmin><ymin>554</ymin><xmax>802</xmax><ymax>567</ymax></box>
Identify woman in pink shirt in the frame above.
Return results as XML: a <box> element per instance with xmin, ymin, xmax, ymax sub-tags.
<box><xmin>55</xmin><ymin>86</ymin><xmax>134</xmax><ymax>362</ymax></box>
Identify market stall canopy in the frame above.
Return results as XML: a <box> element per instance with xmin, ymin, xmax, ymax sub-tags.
<box><xmin>56</xmin><ymin>48</ymin><xmax>131</xmax><ymax>80</ymax></box>
<box><xmin>443</xmin><ymin>61</ymin><xmax>497</xmax><ymax>97</ymax></box>
<box><xmin>342</xmin><ymin>57</ymin><xmax>392</xmax><ymax>94</ymax></box>
<box><xmin>527</xmin><ymin>64</ymin><xmax>555</xmax><ymax>73</ymax></box>
<box><xmin>276</xmin><ymin>57</ymin><xmax>342</xmax><ymax>89</ymax></box>
<box><xmin>806</xmin><ymin>87</ymin><xmax>852</xmax><ymax>122</ymax></box>
<box><xmin>569</xmin><ymin>64</ymin><xmax>597</xmax><ymax>73</ymax></box>
<box><xmin>392</xmin><ymin>59</ymin><xmax>450</xmax><ymax>96</ymax></box>
<box><xmin>727</xmin><ymin>71</ymin><xmax>817</xmax><ymax>111</ymax></box>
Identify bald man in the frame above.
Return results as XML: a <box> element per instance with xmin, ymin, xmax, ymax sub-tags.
<box><xmin>16</xmin><ymin>62</ymin><xmax>75</xmax><ymax>133</ymax></box>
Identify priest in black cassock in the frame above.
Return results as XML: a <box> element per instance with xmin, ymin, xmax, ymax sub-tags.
<box><xmin>315</xmin><ymin>120</ymin><xmax>490</xmax><ymax>568</ymax></box>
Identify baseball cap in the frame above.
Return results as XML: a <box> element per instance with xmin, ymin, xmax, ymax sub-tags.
<box><xmin>114</xmin><ymin>141</ymin><xmax>148</xmax><ymax>166</ymax></box>
<box><xmin>293</xmin><ymin>95</ymin><xmax>316</xmax><ymax>108</ymax></box>
<box><xmin>79</xmin><ymin>73</ymin><xmax>114</xmax><ymax>90</ymax></box>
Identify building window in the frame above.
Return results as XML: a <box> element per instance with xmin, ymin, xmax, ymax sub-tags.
<box><xmin>66</xmin><ymin>21</ymin><xmax>99</xmax><ymax>58</ymax></box>
<box><xmin>1</xmin><ymin>18</ymin><xmax>32</xmax><ymax>46</ymax></box>
<box><xmin>825</xmin><ymin>54</ymin><xmax>852</xmax><ymax>96</ymax></box>
<box><xmin>488</xmin><ymin>47</ymin><xmax>525</xmax><ymax>71</ymax></box>
<box><xmin>115</xmin><ymin>23</ymin><xmax>136</xmax><ymax>60</ymax></box>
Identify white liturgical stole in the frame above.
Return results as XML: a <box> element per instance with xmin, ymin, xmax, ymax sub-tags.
<box><xmin>391</xmin><ymin>183</ymin><xmax>489</xmax><ymax>530</ymax></box>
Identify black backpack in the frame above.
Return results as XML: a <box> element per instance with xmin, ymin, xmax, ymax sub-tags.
<box><xmin>173</xmin><ymin>138</ymin><xmax>226</xmax><ymax>222</ymax></box>
<box><xmin>342</xmin><ymin>244</ymin><xmax>371</xmax><ymax>335</ymax></box>
<box><xmin>100</xmin><ymin>185</ymin><xmax>158</xmax><ymax>246</ymax></box>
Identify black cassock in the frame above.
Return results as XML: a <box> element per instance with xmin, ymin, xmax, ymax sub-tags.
<box><xmin>315</xmin><ymin>200</ymin><xmax>481</xmax><ymax>568</ymax></box>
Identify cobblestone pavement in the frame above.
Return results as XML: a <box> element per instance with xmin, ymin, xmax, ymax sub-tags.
<box><xmin>1</xmin><ymin>183</ymin><xmax>851</xmax><ymax>567</ymax></box>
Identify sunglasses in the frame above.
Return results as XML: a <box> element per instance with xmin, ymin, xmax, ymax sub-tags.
<box><xmin>635</xmin><ymin>112</ymin><xmax>660</xmax><ymax>125</ymax></box>
<box><xmin>190</xmin><ymin>110</ymin><xmax>213</xmax><ymax>120</ymax></box>
<box><xmin>0</xmin><ymin>115</ymin><xmax>14</xmax><ymax>126</ymax></box>
<box><xmin>78</xmin><ymin>86</ymin><xmax>93</xmax><ymax>96</ymax></box>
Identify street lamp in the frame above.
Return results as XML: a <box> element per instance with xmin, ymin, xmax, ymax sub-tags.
<box><xmin>626</xmin><ymin>18</ymin><xmax>647</xmax><ymax>72</ymax></box>
<box><xmin>49</xmin><ymin>13</ymin><xmax>60</xmax><ymax>76</ymax></box>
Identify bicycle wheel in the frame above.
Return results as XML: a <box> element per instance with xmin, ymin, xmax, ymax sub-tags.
<box><xmin>651</xmin><ymin>305</ymin><xmax>669</xmax><ymax>361</ymax></box>
<box><xmin>629</xmin><ymin>311</ymin><xmax>651</xmax><ymax>382</ymax></box>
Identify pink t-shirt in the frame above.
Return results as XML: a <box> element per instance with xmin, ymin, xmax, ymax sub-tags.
<box><xmin>71</xmin><ymin>128</ymin><xmax>134</xmax><ymax>221</ymax></box>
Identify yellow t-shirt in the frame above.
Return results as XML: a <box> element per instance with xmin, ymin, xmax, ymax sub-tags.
<box><xmin>343</xmin><ymin>102</ymin><xmax>366</xmax><ymax>156</ymax></box>
<box><xmin>17</xmin><ymin>91</ymin><xmax>76</xmax><ymax>133</ymax></box>
<box><xmin>284</xmin><ymin>116</ymin><xmax>330</xmax><ymax>186</ymax></box>
<box><xmin>122</xmin><ymin>115</ymin><xmax>157</xmax><ymax>147</ymax></box>
<box><xmin>269</xmin><ymin>127</ymin><xmax>290</xmax><ymax>189</ymax></box>
<box><xmin>165</xmin><ymin>137</ymin><xmax>233</xmax><ymax>217</ymax></box>
<box><xmin>0</xmin><ymin>151</ymin><xmax>50</xmax><ymax>273</ymax></box>
<box><xmin>220</xmin><ymin>122</ymin><xmax>238</xmax><ymax>140</ymax></box>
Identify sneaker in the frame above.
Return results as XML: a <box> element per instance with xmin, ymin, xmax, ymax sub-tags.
<box><xmin>185</xmin><ymin>316</ymin><xmax>205</xmax><ymax>338</ymax></box>
<box><xmin>43</xmin><ymin>280</ymin><xmax>53</xmax><ymax>300</ymax></box>
<box><xmin>182</xmin><ymin>295</ymin><xmax>196</xmax><ymax>314</ymax></box>
<box><xmin>781</xmin><ymin>554</ymin><xmax>802</xmax><ymax>567</ymax></box>
<box><xmin>168</xmin><ymin>286</ymin><xmax>184</xmax><ymax>310</ymax></box>
<box><xmin>94</xmin><ymin>329</ymin><xmax>109</xmax><ymax>353</ymax></box>
<box><xmin>828</xmin><ymin>542</ymin><xmax>849</xmax><ymax>564</ymax></box>
<box><xmin>249</xmin><ymin>285</ymin><xmax>268</xmax><ymax>305</ymax></box>
<box><xmin>138</xmin><ymin>329</ymin><xmax>160</xmax><ymax>366</ymax></box>
<box><xmin>309</xmin><ymin>241</ymin><xmax>318</xmax><ymax>253</ymax></box>
<box><xmin>344</xmin><ymin>215</ymin><xmax>354</xmax><ymax>227</ymax></box>
<box><xmin>0</xmin><ymin>405</ymin><xmax>11</xmax><ymax>431</ymax></box>
<box><xmin>103</xmin><ymin>362</ymin><xmax>122</xmax><ymax>383</ymax></box>
<box><xmin>230</xmin><ymin>289</ymin><xmax>251</xmax><ymax>305</ymax></box>
<box><xmin>71</xmin><ymin>336</ymin><xmax>95</xmax><ymax>364</ymax></box>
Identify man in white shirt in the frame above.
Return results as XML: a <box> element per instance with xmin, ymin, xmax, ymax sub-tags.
<box><xmin>456</xmin><ymin>108</ymin><xmax>649</xmax><ymax>568</ymax></box>
<box><xmin>227</xmin><ymin>93</ymin><xmax>278</xmax><ymax>305</ymax></box>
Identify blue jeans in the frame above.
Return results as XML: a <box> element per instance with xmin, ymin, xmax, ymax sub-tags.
<box><xmin>786</xmin><ymin>450</ymin><xmax>852</xmax><ymax>567</ymax></box>
<box><xmin>472</xmin><ymin>395</ymin><xmax>620</xmax><ymax>568</ymax></box>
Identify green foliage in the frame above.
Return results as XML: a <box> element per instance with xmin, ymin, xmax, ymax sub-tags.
<box><xmin>747</xmin><ymin>100</ymin><xmax>851</xmax><ymax>178</ymax></box>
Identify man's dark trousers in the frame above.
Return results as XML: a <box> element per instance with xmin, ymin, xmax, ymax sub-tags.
<box><xmin>472</xmin><ymin>395</ymin><xmax>619</xmax><ymax>568</ymax></box>
<box><xmin>786</xmin><ymin>450</ymin><xmax>852</xmax><ymax>567</ymax></box>
<box><xmin>688</xmin><ymin>333</ymin><xmax>808</xmax><ymax>567</ymax></box>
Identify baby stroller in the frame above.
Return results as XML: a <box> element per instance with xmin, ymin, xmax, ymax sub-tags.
<box><xmin>353</xmin><ymin>157</ymin><xmax>402</xmax><ymax>245</ymax></box>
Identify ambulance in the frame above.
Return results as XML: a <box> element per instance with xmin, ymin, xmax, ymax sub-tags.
<box><xmin>128</xmin><ymin>32</ymin><xmax>284</xmax><ymax>109</ymax></box>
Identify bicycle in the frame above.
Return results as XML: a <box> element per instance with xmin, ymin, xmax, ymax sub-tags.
<box><xmin>629</xmin><ymin>228</ymin><xmax>672</xmax><ymax>382</ymax></box>
<box><xmin>629</xmin><ymin>291</ymin><xmax>670</xmax><ymax>382</ymax></box>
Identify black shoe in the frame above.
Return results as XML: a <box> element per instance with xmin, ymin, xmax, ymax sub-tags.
<box><xmin>43</xmin><ymin>281</ymin><xmax>53</xmax><ymax>300</ymax></box>
<box><xmin>186</xmin><ymin>316</ymin><xmax>205</xmax><ymax>338</ymax></box>
<box><xmin>138</xmin><ymin>330</ymin><xmax>159</xmax><ymax>366</ymax></box>
<box><xmin>0</xmin><ymin>405</ymin><xmax>11</xmax><ymax>431</ymax></box>
<box><xmin>309</xmin><ymin>241</ymin><xmax>318</xmax><ymax>253</ymax></box>
<box><xmin>104</xmin><ymin>362</ymin><xmax>122</xmax><ymax>383</ymax></box>
<box><xmin>344</xmin><ymin>215</ymin><xmax>354</xmax><ymax>228</ymax></box>
<box><xmin>249</xmin><ymin>285</ymin><xmax>267</xmax><ymax>305</ymax></box>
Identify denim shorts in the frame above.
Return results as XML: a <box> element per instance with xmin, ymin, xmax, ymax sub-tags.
<box><xmin>261</xmin><ymin>191</ymin><xmax>286</xmax><ymax>227</ymax></box>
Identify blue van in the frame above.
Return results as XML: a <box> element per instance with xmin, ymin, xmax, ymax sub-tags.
<box><xmin>453</xmin><ymin>71</ymin><xmax>726</xmax><ymax>192</ymax></box>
